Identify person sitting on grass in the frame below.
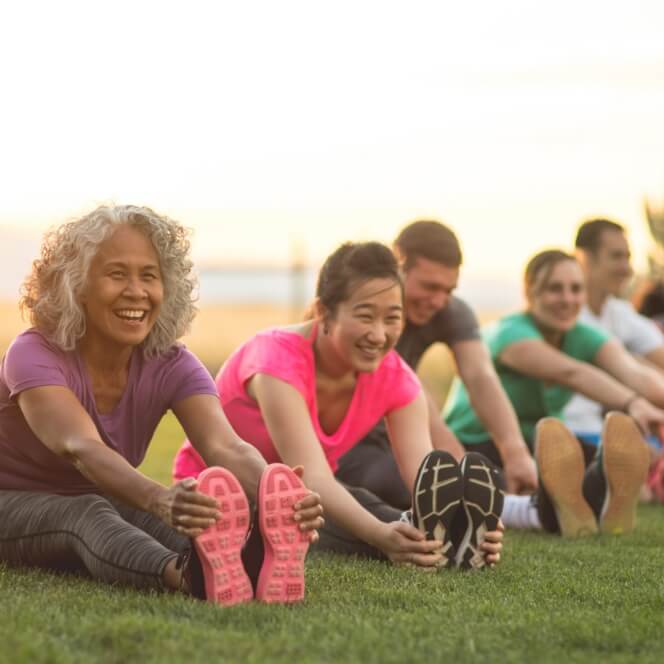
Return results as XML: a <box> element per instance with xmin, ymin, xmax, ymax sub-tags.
<box><xmin>444</xmin><ymin>249</ymin><xmax>664</xmax><ymax>536</ymax></box>
<box><xmin>0</xmin><ymin>204</ymin><xmax>324</xmax><ymax>607</ymax></box>
<box><xmin>174</xmin><ymin>242</ymin><xmax>505</xmax><ymax>570</ymax></box>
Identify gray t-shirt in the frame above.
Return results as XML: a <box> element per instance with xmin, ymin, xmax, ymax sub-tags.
<box><xmin>0</xmin><ymin>328</ymin><xmax>218</xmax><ymax>494</ymax></box>
<box><xmin>396</xmin><ymin>296</ymin><xmax>480</xmax><ymax>370</ymax></box>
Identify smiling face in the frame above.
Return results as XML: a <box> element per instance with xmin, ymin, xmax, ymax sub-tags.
<box><xmin>526</xmin><ymin>258</ymin><xmax>585</xmax><ymax>335</ymax></box>
<box><xmin>585</xmin><ymin>229</ymin><xmax>633</xmax><ymax>296</ymax></box>
<box><xmin>401</xmin><ymin>257</ymin><xmax>459</xmax><ymax>326</ymax></box>
<box><xmin>324</xmin><ymin>277</ymin><xmax>404</xmax><ymax>373</ymax></box>
<box><xmin>80</xmin><ymin>225</ymin><xmax>164</xmax><ymax>352</ymax></box>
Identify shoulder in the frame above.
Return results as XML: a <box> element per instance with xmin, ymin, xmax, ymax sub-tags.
<box><xmin>2</xmin><ymin>329</ymin><xmax>72</xmax><ymax>395</ymax></box>
<box><xmin>427</xmin><ymin>296</ymin><xmax>480</xmax><ymax>342</ymax></box>
<box><xmin>221</xmin><ymin>327</ymin><xmax>312</xmax><ymax>393</ymax></box>
<box><xmin>486</xmin><ymin>312</ymin><xmax>540</xmax><ymax>341</ymax></box>
<box><xmin>5</xmin><ymin>328</ymin><xmax>68</xmax><ymax>370</ymax></box>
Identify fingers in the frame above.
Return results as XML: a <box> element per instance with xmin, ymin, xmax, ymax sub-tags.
<box><xmin>485</xmin><ymin>552</ymin><xmax>501</xmax><ymax>566</ymax></box>
<box><xmin>392</xmin><ymin>521</ymin><xmax>426</xmax><ymax>541</ymax></box>
<box><xmin>482</xmin><ymin>528</ymin><xmax>504</xmax><ymax>544</ymax></box>
<box><xmin>480</xmin><ymin>539</ymin><xmax>502</xmax><ymax>555</ymax></box>
<box><xmin>294</xmin><ymin>492</ymin><xmax>321</xmax><ymax>510</ymax></box>
<box><xmin>391</xmin><ymin>551</ymin><xmax>443</xmax><ymax>568</ymax></box>
<box><xmin>291</xmin><ymin>465</ymin><xmax>305</xmax><ymax>478</ymax></box>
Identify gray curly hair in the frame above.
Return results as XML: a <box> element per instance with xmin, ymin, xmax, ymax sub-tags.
<box><xmin>20</xmin><ymin>204</ymin><xmax>197</xmax><ymax>357</ymax></box>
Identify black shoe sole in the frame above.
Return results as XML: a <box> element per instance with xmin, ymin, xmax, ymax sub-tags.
<box><xmin>412</xmin><ymin>451</ymin><xmax>463</xmax><ymax>568</ymax></box>
<box><xmin>456</xmin><ymin>453</ymin><xmax>505</xmax><ymax>570</ymax></box>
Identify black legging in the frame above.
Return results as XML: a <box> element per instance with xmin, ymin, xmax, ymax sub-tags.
<box><xmin>335</xmin><ymin>426</ymin><xmax>412</xmax><ymax>511</ymax></box>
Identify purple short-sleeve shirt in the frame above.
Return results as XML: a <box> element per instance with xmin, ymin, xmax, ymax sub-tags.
<box><xmin>0</xmin><ymin>329</ymin><xmax>218</xmax><ymax>494</ymax></box>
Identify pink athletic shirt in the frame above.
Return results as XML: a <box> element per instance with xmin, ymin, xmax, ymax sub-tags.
<box><xmin>173</xmin><ymin>325</ymin><xmax>421</xmax><ymax>480</ymax></box>
<box><xmin>0</xmin><ymin>328</ymin><xmax>218</xmax><ymax>494</ymax></box>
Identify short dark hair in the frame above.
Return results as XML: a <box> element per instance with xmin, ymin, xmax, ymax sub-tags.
<box><xmin>316</xmin><ymin>242</ymin><xmax>402</xmax><ymax>316</ymax></box>
<box><xmin>524</xmin><ymin>249</ymin><xmax>577</xmax><ymax>294</ymax></box>
<box><xmin>394</xmin><ymin>220</ymin><xmax>462</xmax><ymax>270</ymax></box>
<box><xmin>575</xmin><ymin>218</ymin><xmax>625</xmax><ymax>253</ymax></box>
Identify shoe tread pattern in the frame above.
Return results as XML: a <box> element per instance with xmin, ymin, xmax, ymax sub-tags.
<box><xmin>457</xmin><ymin>453</ymin><xmax>505</xmax><ymax>570</ymax></box>
<box><xmin>412</xmin><ymin>451</ymin><xmax>463</xmax><ymax>568</ymax></box>
<box><xmin>256</xmin><ymin>464</ymin><xmax>310</xmax><ymax>603</ymax></box>
<box><xmin>194</xmin><ymin>467</ymin><xmax>253</xmax><ymax>606</ymax></box>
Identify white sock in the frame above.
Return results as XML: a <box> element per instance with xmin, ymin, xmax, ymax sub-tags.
<box><xmin>501</xmin><ymin>494</ymin><xmax>542</xmax><ymax>530</ymax></box>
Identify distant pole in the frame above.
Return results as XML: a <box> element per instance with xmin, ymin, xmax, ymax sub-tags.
<box><xmin>290</xmin><ymin>236</ymin><xmax>307</xmax><ymax>322</ymax></box>
<box><xmin>645</xmin><ymin>198</ymin><xmax>664</xmax><ymax>278</ymax></box>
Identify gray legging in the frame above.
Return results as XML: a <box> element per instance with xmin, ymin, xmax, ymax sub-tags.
<box><xmin>0</xmin><ymin>491</ymin><xmax>188</xmax><ymax>591</ymax></box>
<box><xmin>0</xmin><ymin>485</ymin><xmax>401</xmax><ymax>589</ymax></box>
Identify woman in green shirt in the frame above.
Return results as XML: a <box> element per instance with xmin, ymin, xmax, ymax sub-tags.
<box><xmin>445</xmin><ymin>250</ymin><xmax>664</xmax><ymax>537</ymax></box>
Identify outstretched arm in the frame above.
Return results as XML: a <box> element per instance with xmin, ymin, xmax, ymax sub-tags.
<box><xmin>250</xmin><ymin>373</ymin><xmax>443</xmax><ymax>567</ymax></box>
<box><xmin>451</xmin><ymin>339</ymin><xmax>537</xmax><ymax>494</ymax></box>
<box><xmin>174</xmin><ymin>393</ymin><xmax>324</xmax><ymax>540</ymax></box>
<box><xmin>499</xmin><ymin>338</ymin><xmax>664</xmax><ymax>432</ymax></box>
<box><xmin>385</xmin><ymin>392</ymin><xmax>503</xmax><ymax>566</ymax></box>
<box><xmin>18</xmin><ymin>386</ymin><xmax>219</xmax><ymax>537</ymax></box>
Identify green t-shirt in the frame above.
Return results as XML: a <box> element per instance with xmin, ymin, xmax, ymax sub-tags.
<box><xmin>443</xmin><ymin>312</ymin><xmax>609</xmax><ymax>445</ymax></box>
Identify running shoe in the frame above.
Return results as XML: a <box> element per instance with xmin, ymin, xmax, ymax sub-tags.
<box><xmin>455</xmin><ymin>452</ymin><xmax>505</xmax><ymax>570</ymax></box>
<box><xmin>596</xmin><ymin>412</ymin><xmax>650</xmax><ymax>534</ymax></box>
<box><xmin>255</xmin><ymin>464</ymin><xmax>311</xmax><ymax>603</ymax></box>
<box><xmin>194</xmin><ymin>466</ymin><xmax>253</xmax><ymax>605</ymax></box>
<box><xmin>412</xmin><ymin>451</ymin><xmax>463</xmax><ymax>568</ymax></box>
<box><xmin>535</xmin><ymin>418</ymin><xmax>597</xmax><ymax>538</ymax></box>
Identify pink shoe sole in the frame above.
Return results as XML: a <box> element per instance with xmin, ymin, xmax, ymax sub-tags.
<box><xmin>255</xmin><ymin>464</ymin><xmax>310</xmax><ymax>603</ymax></box>
<box><xmin>194</xmin><ymin>467</ymin><xmax>253</xmax><ymax>606</ymax></box>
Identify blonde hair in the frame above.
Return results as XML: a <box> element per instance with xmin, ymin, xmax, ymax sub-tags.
<box><xmin>20</xmin><ymin>204</ymin><xmax>197</xmax><ymax>357</ymax></box>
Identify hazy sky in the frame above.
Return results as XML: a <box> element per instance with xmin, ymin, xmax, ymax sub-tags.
<box><xmin>1</xmin><ymin>1</ymin><xmax>663</xmax><ymax>299</ymax></box>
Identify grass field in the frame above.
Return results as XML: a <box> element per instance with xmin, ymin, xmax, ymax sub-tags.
<box><xmin>1</xmin><ymin>413</ymin><xmax>663</xmax><ymax>663</ymax></box>
<box><xmin>2</xmin><ymin>302</ymin><xmax>664</xmax><ymax>662</ymax></box>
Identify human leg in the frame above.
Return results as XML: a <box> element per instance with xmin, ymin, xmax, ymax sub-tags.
<box><xmin>335</xmin><ymin>426</ymin><xmax>411</xmax><ymax>510</ymax></box>
<box><xmin>0</xmin><ymin>491</ymin><xmax>183</xmax><ymax>591</ymax></box>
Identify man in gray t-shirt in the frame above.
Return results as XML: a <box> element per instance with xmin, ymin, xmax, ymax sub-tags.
<box><xmin>336</xmin><ymin>220</ymin><xmax>538</xmax><ymax>506</ymax></box>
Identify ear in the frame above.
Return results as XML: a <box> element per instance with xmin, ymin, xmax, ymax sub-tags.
<box><xmin>393</xmin><ymin>244</ymin><xmax>407</xmax><ymax>272</ymax></box>
<box><xmin>313</xmin><ymin>297</ymin><xmax>327</xmax><ymax>321</ymax></box>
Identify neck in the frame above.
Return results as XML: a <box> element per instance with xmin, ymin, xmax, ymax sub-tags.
<box><xmin>528</xmin><ymin>312</ymin><xmax>564</xmax><ymax>348</ymax></box>
<box><xmin>313</xmin><ymin>327</ymin><xmax>354</xmax><ymax>381</ymax></box>
<box><xmin>78</xmin><ymin>335</ymin><xmax>135</xmax><ymax>375</ymax></box>
<box><xmin>585</xmin><ymin>283</ymin><xmax>608</xmax><ymax>316</ymax></box>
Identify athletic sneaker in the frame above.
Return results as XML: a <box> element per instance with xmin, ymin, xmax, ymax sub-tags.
<box><xmin>534</xmin><ymin>418</ymin><xmax>598</xmax><ymax>538</ymax></box>
<box><xmin>194</xmin><ymin>466</ymin><xmax>254</xmax><ymax>605</ymax></box>
<box><xmin>255</xmin><ymin>464</ymin><xmax>311</xmax><ymax>603</ymax></box>
<box><xmin>455</xmin><ymin>452</ymin><xmax>505</xmax><ymax>570</ymax></box>
<box><xmin>586</xmin><ymin>412</ymin><xmax>650</xmax><ymax>535</ymax></box>
<box><xmin>412</xmin><ymin>451</ymin><xmax>463</xmax><ymax>568</ymax></box>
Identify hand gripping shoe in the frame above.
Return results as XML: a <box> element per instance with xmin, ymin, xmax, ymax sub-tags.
<box><xmin>455</xmin><ymin>452</ymin><xmax>505</xmax><ymax>570</ymax></box>
<box><xmin>412</xmin><ymin>451</ymin><xmax>464</xmax><ymax>568</ymax></box>
<box><xmin>194</xmin><ymin>466</ymin><xmax>253</xmax><ymax>605</ymax></box>
<box><xmin>256</xmin><ymin>464</ymin><xmax>311</xmax><ymax>603</ymax></box>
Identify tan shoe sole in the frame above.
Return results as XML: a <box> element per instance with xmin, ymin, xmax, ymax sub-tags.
<box><xmin>600</xmin><ymin>412</ymin><xmax>650</xmax><ymax>535</ymax></box>
<box><xmin>535</xmin><ymin>418</ymin><xmax>598</xmax><ymax>538</ymax></box>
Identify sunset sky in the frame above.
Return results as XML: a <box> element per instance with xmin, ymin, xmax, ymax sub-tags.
<box><xmin>1</xmin><ymin>0</ymin><xmax>663</xmax><ymax>303</ymax></box>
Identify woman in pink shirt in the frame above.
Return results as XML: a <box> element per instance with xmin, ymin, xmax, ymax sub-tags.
<box><xmin>175</xmin><ymin>242</ymin><xmax>504</xmax><ymax>569</ymax></box>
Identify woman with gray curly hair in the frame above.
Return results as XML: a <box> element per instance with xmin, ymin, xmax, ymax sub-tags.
<box><xmin>0</xmin><ymin>204</ymin><xmax>323</xmax><ymax>605</ymax></box>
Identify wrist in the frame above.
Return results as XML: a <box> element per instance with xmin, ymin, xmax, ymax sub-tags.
<box><xmin>366</xmin><ymin>520</ymin><xmax>389</xmax><ymax>549</ymax></box>
<box><xmin>499</xmin><ymin>441</ymin><xmax>531</xmax><ymax>463</ymax></box>
<box><xmin>622</xmin><ymin>393</ymin><xmax>641</xmax><ymax>413</ymax></box>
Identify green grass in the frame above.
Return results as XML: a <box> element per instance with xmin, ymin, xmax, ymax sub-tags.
<box><xmin>1</xmin><ymin>413</ymin><xmax>664</xmax><ymax>663</ymax></box>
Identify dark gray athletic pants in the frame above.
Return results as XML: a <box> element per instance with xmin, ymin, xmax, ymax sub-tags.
<box><xmin>0</xmin><ymin>486</ymin><xmax>401</xmax><ymax>586</ymax></box>
<box><xmin>0</xmin><ymin>491</ymin><xmax>188</xmax><ymax>591</ymax></box>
